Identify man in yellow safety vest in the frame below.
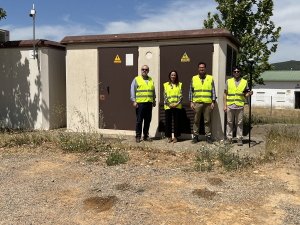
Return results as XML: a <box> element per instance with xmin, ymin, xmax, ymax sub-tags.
<box><xmin>189</xmin><ymin>62</ymin><xmax>216</xmax><ymax>144</ymax></box>
<box><xmin>130</xmin><ymin>65</ymin><xmax>156</xmax><ymax>143</ymax></box>
<box><xmin>223</xmin><ymin>66</ymin><xmax>253</xmax><ymax>146</ymax></box>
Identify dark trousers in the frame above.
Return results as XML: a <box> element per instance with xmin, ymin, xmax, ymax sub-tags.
<box><xmin>165</xmin><ymin>108</ymin><xmax>181</xmax><ymax>138</ymax></box>
<box><xmin>136</xmin><ymin>102</ymin><xmax>153</xmax><ymax>139</ymax></box>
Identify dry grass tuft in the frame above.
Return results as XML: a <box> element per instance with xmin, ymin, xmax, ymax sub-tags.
<box><xmin>244</xmin><ymin>106</ymin><xmax>300</xmax><ymax>125</ymax></box>
<box><xmin>264</xmin><ymin>125</ymin><xmax>300</xmax><ymax>161</ymax></box>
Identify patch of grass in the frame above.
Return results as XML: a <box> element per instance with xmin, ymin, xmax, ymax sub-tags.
<box><xmin>57</xmin><ymin>132</ymin><xmax>105</xmax><ymax>152</ymax></box>
<box><xmin>194</xmin><ymin>146</ymin><xmax>215</xmax><ymax>172</ymax></box>
<box><xmin>243</xmin><ymin>106</ymin><xmax>300</xmax><ymax>125</ymax></box>
<box><xmin>137</xmin><ymin>188</ymin><xmax>145</xmax><ymax>193</ymax></box>
<box><xmin>84</xmin><ymin>155</ymin><xmax>100</xmax><ymax>162</ymax></box>
<box><xmin>151</xmin><ymin>156</ymin><xmax>157</xmax><ymax>160</ymax></box>
<box><xmin>95</xmin><ymin>142</ymin><xmax>111</xmax><ymax>152</ymax></box>
<box><xmin>217</xmin><ymin>146</ymin><xmax>253</xmax><ymax>171</ymax></box>
<box><xmin>264</xmin><ymin>125</ymin><xmax>300</xmax><ymax>160</ymax></box>
<box><xmin>194</xmin><ymin>143</ymin><xmax>254</xmax><ymax>172</ymax></box>
<box><xmin>2</xmin><ymin>130</ymin><xmax>52</xmax><ymax>148</ymax></box>
<box><xmin>106</xmin><ymin>148</ymin><xmax>129</xmax><ymax>166</ymax></box>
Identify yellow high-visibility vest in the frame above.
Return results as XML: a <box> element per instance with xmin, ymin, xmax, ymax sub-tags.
<box><xmin>164</xmin><ymin>82</ymin><xmax>182</xmax><ymax>110</ymax></box>
<box><xmin>226</xmin><ymin>78</ymin><xmax>247</xmax><ymax>106</ymax></box>
<box><xmin>135</xmin><ymin>76</ymin><xmax>154</xmax><ymax>103</ymax></box>
<box><xmin>192</xmin><ymin>75</ymin><xmax>212</xmax><ymax>103</ymax></box>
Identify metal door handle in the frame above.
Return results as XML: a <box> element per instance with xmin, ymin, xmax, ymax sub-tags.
<box><xmin>107</xmin><ymin>86</ymin><xmax>109</xmax><ymax>94</ymax></box>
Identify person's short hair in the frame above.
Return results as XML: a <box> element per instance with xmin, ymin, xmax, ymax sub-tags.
<box><xmin>232</xmin><ymin>66</ymin><xmax>242</xmax><ymax>72</ymax></box>
<box><xmin>198</xmin><ymin>62</ymin><xmax>206</xmax><ymax>68</ymax></box>
<box><xmin>141</xmin><ymin>65</ymin><xmax>149</xmax><ymax>70</ymax></box>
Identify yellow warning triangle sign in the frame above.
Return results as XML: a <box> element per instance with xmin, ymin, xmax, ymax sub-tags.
<box><xmin>181</xmin><ymin>52</ymin><xmax>190</xmax><ymax>62</ymax></box>
<box><xmin>114</xmin><ymin>54</ymin><xmax>121</xmax><ymax>63</ymax></box>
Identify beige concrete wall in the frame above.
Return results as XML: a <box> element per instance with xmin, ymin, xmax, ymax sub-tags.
<box><xmin>0</xmin><ymin>48</ymin><xmax>42</xmax><ymax>129</ymax></box>
<box><xmin>66</xmin><ymin>47</ymin><xmax>99</xmax><ymax>132</ymax></box>
<box><xmin>40</xmin><ymin>48</ymin><xmax>50</xmax><ymax>129</ymax></box>
<box><xmin>138</xmin><ymin>45</ymin><xmax>160</xmax><ymax>137</ymax></box>
<box><xmin>48</xmin><ymin>48</ymin><xmax>66</xmax><ymax>128</ymax></box>
<box><xmin>65</xmin><ymin>37</ymin><xmax>237</xmax><ymax>139</ymax></box>
<box><xmin>0</xmin><ymin>47</ymin><xmax>66</xmax><ymax>130</ymax></box>
<box><xmin>212</xmin><ymin>39</ymin><xmax>228</xmax><ymax>140</ymax></box>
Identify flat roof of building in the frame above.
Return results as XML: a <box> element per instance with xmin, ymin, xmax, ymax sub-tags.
<box><xmin>261</xmin><ymin>71</ymin><xmax>300</xmax><ymax>81</ymax></box>
<box><xmin>0</xmin><ymin>39</ymin><xmax>65</xmax><ymax>49</ymax></box>
<box><xmin>60</xmin><ymin>28</ymin><xmax>242</xmax><ymax>47</ymax></box>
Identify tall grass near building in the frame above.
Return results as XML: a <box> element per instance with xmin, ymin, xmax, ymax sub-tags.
<box><xmin>264</xmin><ymin>125</ymin><xmax>300</xmax><ymax>161</ymax></box>
<box><xmin>244</xmin><ymin>106</ymin><xmax>300</xmax><ymax>125</ymax></box>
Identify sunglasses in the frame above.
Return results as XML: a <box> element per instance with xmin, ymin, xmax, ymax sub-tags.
<box><xmin>233</xmin><ymin>71</ymin><xmax>240</xmax><ymax>73</ymax></box>
<box><xmin>141</xmin><ymin>69</ymin><xmax>149</xmax><ymax>71</ymax></box>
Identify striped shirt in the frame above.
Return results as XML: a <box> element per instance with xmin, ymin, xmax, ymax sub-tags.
<box><xmin>224</xmin><ymin>77</ymin><xmax>249</xmax><ymax>109</ymax></box>
<box><xmin>163</xmin><ymin>83</ymin><xmax>183</xmax><ymax>106</ymax></box>
<box><xmin>130</xmin><ymin>75</ymin><xmax>156</xmax><ymax>102</ymax></box>
<box><xmin>188</xmin><ymin>74</ymin><xmax>216</xmax><ymax>102</ymax></box>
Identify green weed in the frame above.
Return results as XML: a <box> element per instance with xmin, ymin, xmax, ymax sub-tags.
<box><xmin>194</xmin><ymin>143</ymin><xmax>254</xmax><ymax>172</ymax></box>
<box><xmin>84</xmin><ymin>155</ymin><xmax>100</xmax><ymax>162</ymax></box>
<box><xmin>3</xmin><ymin>131</ymin><xmax>51</xmax><ymax>148</ymax></box>
<box><xmin>58</xmin><ymin>132</ymin><xmax>105</xmax><ymax>152</ymax></box>
<box><xmin>194</xmin><ymin>146</ymin><xmax>215</xmax><ymax>172</ymax></box>
<box><xmin>106</xmin><ymin>148</ymin><xmax>129</xmax><ymax>166</ymax></box>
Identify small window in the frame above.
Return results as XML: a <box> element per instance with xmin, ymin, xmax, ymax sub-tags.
<box><xmin>277</xmin><ymin>92</ymin><xmax>285</xmax><ymax>102</ymax></box>
<box><xmin>257</xmin><ymin>92</ymin><xmax>265</xmax><ymax>101</ymax></box>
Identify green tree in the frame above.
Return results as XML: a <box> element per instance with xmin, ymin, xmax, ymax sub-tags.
<box><xmin>203</xmin><ymin>0</ymin><xmax>281</xmax><ymax>85</ymax></box>
<box><xmin>0</xmin><ymin>6</ymin><xmax>6</xmax><ymax>21</ymax></box>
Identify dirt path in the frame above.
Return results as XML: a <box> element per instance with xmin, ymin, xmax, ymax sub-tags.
<box><xmin>0</xmin><ymin>142</ymin><xmax>299</xmax><ymax>224</ymax></box>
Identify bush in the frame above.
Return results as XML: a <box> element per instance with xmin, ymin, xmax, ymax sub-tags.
<box><xmin>3</xmin><ymin>130</ymin><xmax>51</xmax><ymax>148</ymax></box>
<box><xmin>193</xmin><ymin>143</ymin><xmax>253</xmax><ymax>172</ymax></box>
<box><xmin>106</xmin><ymin>148</ymin><xmax>129</xmax><ymax>166</ymax></box>
<box><xmin>194</xmin><ymin>147</ymin><xmax>214</xmax><ymax>172</ymax></box>
<box><xmin>217</xmin><ymin>147</ymin><xmax>252</xmax><ymax>171</ymax></box>
<box><xmin>58</xmin><ymin>132</ymin><xmax>105</xmax><ymax>152</ymax></box>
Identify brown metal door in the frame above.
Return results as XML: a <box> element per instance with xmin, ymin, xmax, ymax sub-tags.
<box><xmin>98</xmin><ymin>47</ymin><xmax>138</xmax><ymax>130</ymax></box>
<box><xmin>160</xmin><ymin>44</ymin><xmax>213</xmax><ymax>134</ymax></box>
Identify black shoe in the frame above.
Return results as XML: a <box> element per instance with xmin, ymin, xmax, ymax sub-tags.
<box><xmin>206</xmin><ymin>136</ymin><xmax>212</xmax><ymax>144</ymax></box>
<box><xmin>136</xmin><ymin>138</ymin><xmax>140</xmax><ymax>143</ymax></box>
<box><xmin>143</xmin><ymin>137</ymin><xmax>153</xmax><ymax>142</ymax></box>
<box><xmin>192</xmin><ymin>135</ymin><xmax>198</xmax><ymax>144</ymax></box>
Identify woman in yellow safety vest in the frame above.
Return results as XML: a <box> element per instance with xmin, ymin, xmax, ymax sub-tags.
<box><xmin>163</xmin><ymin>70</ymin><xmax>183</xmax><ymax>143</ymax></box>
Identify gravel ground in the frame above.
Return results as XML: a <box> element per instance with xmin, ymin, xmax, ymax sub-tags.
<box><xmin>0</xmin><ymin>147</ymin><xmax>299</xmax><ymax>224</ymax></box>
<box><xmin>0</xmin><ymin>124</ymin><xmax>300</xmax><ymax>224</ymax></box>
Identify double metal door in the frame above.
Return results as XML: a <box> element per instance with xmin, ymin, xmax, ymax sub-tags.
<box><xmin>159</xmin><ymin>44</ymin><xmax>213</xmax><ymax>134</ymax></box>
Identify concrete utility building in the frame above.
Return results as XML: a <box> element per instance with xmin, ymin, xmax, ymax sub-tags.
<box><xmin>252</xmin><ymin>70</ymin><xmax>300</xmax><ymax>109</ymax></box>
<box><xmin>61</xmin><ymin>28</ymin><xmax>241</xmax><ymax>140</ymax></box>
<box><xmin>0</xmin><ymin>40</ymin><xmax>66</xmax><ymax>129</ymax></box>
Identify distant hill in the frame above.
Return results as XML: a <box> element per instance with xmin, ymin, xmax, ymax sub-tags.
<box><xmin>271</xmin><ymin>60</ymin><xmax>300</xmax><ymax>70</ymax></box>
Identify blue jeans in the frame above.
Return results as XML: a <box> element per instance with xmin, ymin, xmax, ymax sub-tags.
<box><xmin>136</xmin><ymin>102</ymin><xmax>153</xmax><ymax>139</ymax></box>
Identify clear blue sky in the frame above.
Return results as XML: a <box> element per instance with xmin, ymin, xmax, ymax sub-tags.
<box><xmin>1</xmin><ymin>0</ymin><xmax>299</xmax><ymax>63</ymax></box>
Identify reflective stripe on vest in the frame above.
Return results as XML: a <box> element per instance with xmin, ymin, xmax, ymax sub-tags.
<box><xmin>192</xmin><ymin>75</ymin><xmax>212</xmax><ymax>103</ymax></box>
<box><xmin>164</xmin><ymin>82</ymin><xmax>182</xmax><ymax>110</ymax></box>
<box><xmin>226</xmin><ymin>78</ymin><xmax>247</xmax><ymax>106</ymax></box>
<box><xmin>135</xmin><ymin>76</ymin><xmax>154</xmax><ymax>103</ymax></box>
